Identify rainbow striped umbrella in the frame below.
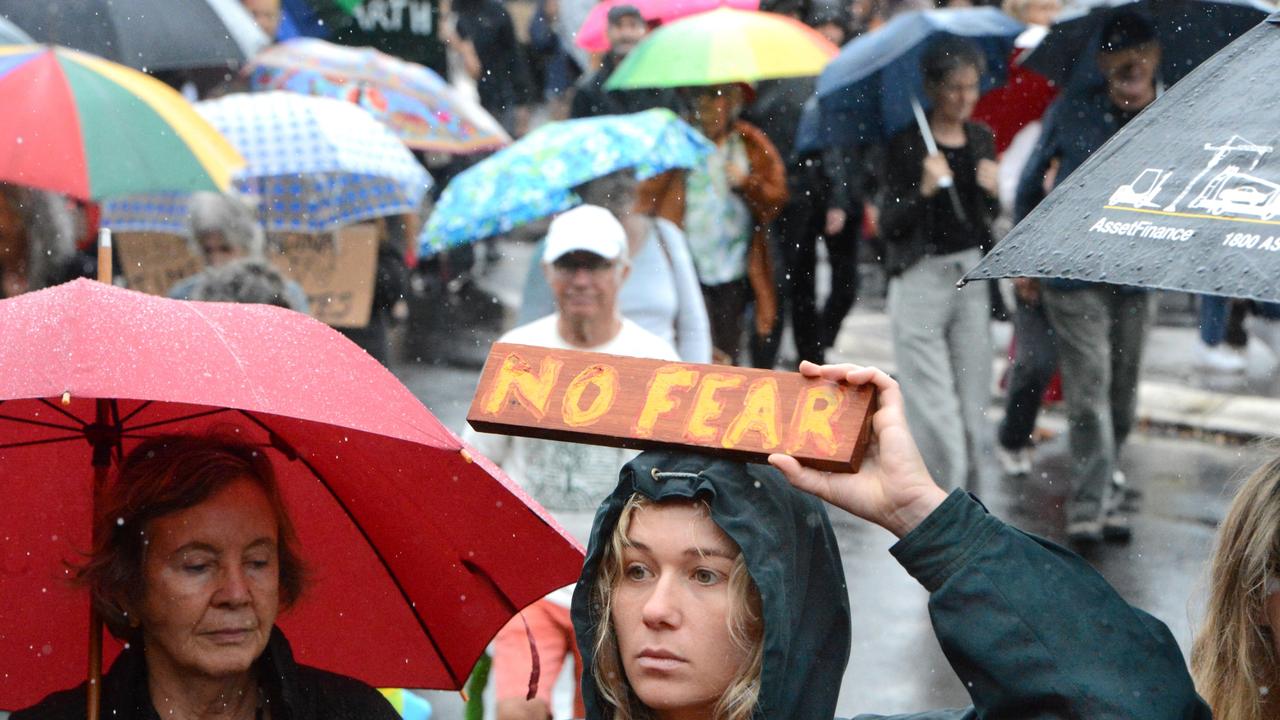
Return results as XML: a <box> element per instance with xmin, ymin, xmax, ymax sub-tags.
<box><xmin>378</xmin><ymin>689</ymin><xmax>433</xmax><ymax>720</ymax></box>
<box><xmin>605</xmin><ymin>8</ymin><xmax>840</xmax><ymax>89</ymax></box>
<box><xmin>0</xmin><ymin>46</ymin><xmax>242</xmax><ymax>200</ymax></box>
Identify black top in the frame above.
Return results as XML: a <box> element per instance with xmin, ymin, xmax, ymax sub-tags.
<box><xmin>879</xmin><ymin>121</ymin><xmax>999</xmax><ymax>276</ymax></box>
<box><xmin>454</xmin><ymin>0</ymin><xmax>534</xmax><ymax>116</ymax></box>
<box><xmin>569</xmin><ymin>54</ymin><xmax>680</xmax><ymax>119</ymax></box>
<box><xmin>12</xmin><ymin>628</ymin><xmax>399</xmax><ymax>720</ymax></box>
<box><xmin>933</xmin><ymin>141</ymin><xmax>989</xmax><ymax>256</ymax></box>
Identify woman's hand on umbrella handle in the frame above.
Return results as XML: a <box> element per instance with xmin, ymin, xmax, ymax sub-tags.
<box><xmin>769</xmin><ymin>362</ymin><xmax>948</xmax><ymax>538</ymax></box>
<box><xmin>825</xmin><ymin>208</ymin><xmax>848</xmax><ymax>236</ymax></box>
<box><xmin>921</xmin><ymin>153</ymin><xmax>953</xmax><ymax>198</ymax></box>
<box><xmin>977</xmin><ymin>158</ymin><xmax>1000</xmax><ymax>198</ymax></box>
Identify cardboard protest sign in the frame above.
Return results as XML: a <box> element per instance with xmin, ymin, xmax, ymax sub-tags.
<box><xmin>114</xmin><ymin>233</ymin><xmax>202</xmax><ymax>297</ymax></box>
<box><xmin>269</xmin><ymin>224</ymin><xmax>378</xmax><ymax>328</ymax></box>
<box><xmin>468</xmin><ymin>344</ymin><xmax>877</xmax><ymax>472</ymax></box>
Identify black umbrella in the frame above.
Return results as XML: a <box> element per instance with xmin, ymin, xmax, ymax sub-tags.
<box><xmin>0</xmin><ymin>0</ymin><xmax>268</xmax><ymax>71</ymax></box>
<box><xmin>964</xmin><ymin>14</ymin><xmax>1280</xmax><ymax>304</ymax></box>
<box><xmin>1022</xmin><ymin>0</ymin><xmax>1271</xmax><ymax>93</ymax></box>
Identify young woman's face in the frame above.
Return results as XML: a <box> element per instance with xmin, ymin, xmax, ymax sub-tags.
<box><xmin>927</xmin><ymin>64</ymin><xmax>981</xmax><ymax>125</ymax></box>
<box><xmin>612</xmin><ymin>502</ymin><xmax>753</xmax><ymax>718</ymax></box>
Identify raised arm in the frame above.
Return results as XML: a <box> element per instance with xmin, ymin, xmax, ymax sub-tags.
<box><xmin>771</xmin><ymin>364</ymin><xmax>1210</xmax><ymax>720</ymax></box>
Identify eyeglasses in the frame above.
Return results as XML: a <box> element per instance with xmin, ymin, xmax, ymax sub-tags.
<box><xmin>551</xmin><ymin>255</ymin><xmax>617</xmax><ymax>276</ymax></box>
<box><xmin>937</xmin><ymin>81</ymin><xmax>981</xmax><ymax>97</ymax></box>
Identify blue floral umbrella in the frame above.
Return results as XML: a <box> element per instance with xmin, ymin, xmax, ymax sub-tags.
<box><xmin>103</xmin><ymin>91</ymin><xmax>432</xmax><ymax>234</ymax></box>
<box><xmin>418</xmin><ymin>109</ymin><xmax>714</xmax><ymax>255</ymax></box>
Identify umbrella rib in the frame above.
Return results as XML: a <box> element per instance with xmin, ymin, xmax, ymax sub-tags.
<box><xmin>0</xmin><ymin>413</ymin><xmax>87</xmax><ymax>433</ymax></box>
<box><xmin>127</xmin><ymin>407</ymin><xmax>234</xmax><ymax>433</ymax></box>
<box><xmin>0</xmin><ymin>434</ymin><xmax>84</xmax><ymax>450</ymax></box>
<box><xmin>233</xmin><ymin>410</ymin><xmax>464</xmax><ymax>688</ymax></box>
<box><xmin>117</xmin><ymin>400</ymin><xmax>155</xmax><ymax>426</ymax></box>
<box><xmin>37</xmin><ymin>398</ymin><xmax>91</xmax><ymax>427</ymax></box>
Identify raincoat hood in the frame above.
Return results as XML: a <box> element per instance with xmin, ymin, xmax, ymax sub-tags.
<box><xmin>571</xmin><ymin>450</ymin><xmax>851</xmax><ymax>719</ymax></box>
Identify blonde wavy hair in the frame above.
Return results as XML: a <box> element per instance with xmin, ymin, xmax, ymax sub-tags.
<box><xmin>589</xmin><ymin>494</ymin><xmax>764</xmax><ymax>720</ymax></box>
<box><xmin>1192</xmin><ymin>454</ymin><xmax>1280</xmax><ymax>720</ymax></box>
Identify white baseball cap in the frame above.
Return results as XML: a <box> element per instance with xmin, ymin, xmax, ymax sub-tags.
<box><xmin>542</xmin><ymin>204</ymin><xmax>628</xmax><ymax>265</ymax></box>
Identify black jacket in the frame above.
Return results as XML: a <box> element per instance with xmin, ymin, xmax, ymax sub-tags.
<box><xmin>12</xmin><ymin>628</ymin><xmax>399</xmax><ymax>720</ymax></box>
<box><xmin>879</xmin><ymin>122</ymin><xmax>998</xmax><ymax>276</ymax></box>
<box><xmin>572</xmin><ymin>451</ymin><xmax>1210</xmax><ymax>719</ymax></box>
<box><xmin>1015</xmin><ymin>85</ymin><xmax>1149</xmax><ymax>292</ymax></box>
<box><xmin>569</xmin><ymin>54</ymin><xmax>679</xmax><ymax>119</ymax></box>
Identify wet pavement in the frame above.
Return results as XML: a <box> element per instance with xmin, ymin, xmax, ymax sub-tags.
<box><xmin>392</xmin><ymin>343</ymin><xmax>1271</xmax><ymax>716</ymax></box>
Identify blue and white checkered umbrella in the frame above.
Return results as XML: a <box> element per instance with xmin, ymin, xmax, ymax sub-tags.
<box><xmin>104</xmin><ymin>91</ymin><xmax>431</xmax><ymax>234</ymax></box>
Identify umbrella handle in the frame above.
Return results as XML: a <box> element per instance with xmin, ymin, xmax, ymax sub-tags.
<box><xmin>910</xmin><ymin>97</ymin><xmax>968</xmax><ymax>222</ymax></box>
<box><xmin>88</xmin><ymin>609</ymin><xmax>103</xmax><ymax>720</ymax></box>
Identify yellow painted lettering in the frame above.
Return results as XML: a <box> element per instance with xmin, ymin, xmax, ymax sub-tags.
<box><xmin>722</xmin><ymin>378</ymin><xmax>781</xmax><ymax>450</ymax></box>
<box><xmin>785</xmin><ymin>383</ymin><xmax>844</xmax><ymax>456</ymax></box>
<box><xmin>481</xmin><ymin>353</ymin><xmax>563</xmax><ymax>421</ymax></box>
<box><xmin>561</xmin><ymin>364</ymin><xmax>619</xmax><ymax>427</ymax></box>
<box><xmin>633</xmin><ymin>366</ymin><xmax>700</xmax><ymax>437</ymax></box>
<box><xmin>685</xmin><ymin>373</ymin><xmax>744</xmax><ymax>443</ymax></box>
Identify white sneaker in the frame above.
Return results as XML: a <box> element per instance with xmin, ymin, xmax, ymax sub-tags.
<box><xmin>1247</xmin><ymin>316</ymin><xmax>1280</xmax><ymax>363</ymax></box>
<box><xmin>996</xmin><ymin>444</ymin><xmax>1033</xmax><ymax>476</ymax></box>
<box><xmin>1067</xmin><ymin>518</ymin><xmax>1104</xmax><ymax>544</ymax></box>
<box><xmin>1195</xmin><ymin>340</ymin><xmax>1247</xmax><ymax>373</ymax></box>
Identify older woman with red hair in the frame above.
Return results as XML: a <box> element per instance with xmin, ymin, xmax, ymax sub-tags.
<box><xmin>13</xmin><ymin>435</ymin><xmax>399</xmax><ymax>720</ymax></box>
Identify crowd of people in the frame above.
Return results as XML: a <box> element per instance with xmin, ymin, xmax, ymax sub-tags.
<box><xmin>6</xmin><ymin>0</ymin><xmax>1280</xmax><ymax>719</ymax></box>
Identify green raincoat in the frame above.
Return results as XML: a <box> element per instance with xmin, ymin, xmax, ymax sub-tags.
<box><xmin>572</xmin><ymin>451</ymin><xmax>1210</xmax><ymax>719</ymax></box>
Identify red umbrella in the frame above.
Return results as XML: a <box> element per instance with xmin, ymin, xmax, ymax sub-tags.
<box><xmin>0</xmin><ymin>279</ymin><xmax>584</xmax><ymax>710</ymax></box>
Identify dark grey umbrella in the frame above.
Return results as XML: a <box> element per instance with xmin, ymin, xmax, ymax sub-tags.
<box><xmin>0</xmin><ymin>0</ymin><xmax>268</xmax><ymax>71</ymax></box>
<box><xmin>0</xmin><ymin>14</ymin><xmax>31</xmax><ymax>44</ymax></box>
<box><xmin>1022</xmin><ymin>0</ymin><xmax>1271</xmax><ymax>93</ymax></box>
<box><xmin>964</xmin><ymin>14</ymin><xmax>1280</xmax><ymax>303</ymax></box>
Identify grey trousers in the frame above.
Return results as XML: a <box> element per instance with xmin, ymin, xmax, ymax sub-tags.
<box><xmin>1041</xmin><ymin>286</ymin><xmax>1154</xmax><ymax>523</ymax></box>
<box><xmin>887</xmin><ymin>249</ymin><xmax>993</xmax><ymax>488</ymax></box>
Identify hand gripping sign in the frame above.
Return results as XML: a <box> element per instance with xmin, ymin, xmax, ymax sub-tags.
<box><xmin>467</xmin><ymin>344</ymin><xmax>877</xmax><ymax>472</ymax></box>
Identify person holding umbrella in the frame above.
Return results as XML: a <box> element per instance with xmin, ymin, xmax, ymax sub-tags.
<box><xmin>1013</xmin><ymin>11</ymin><xmax>1162</xmax><ymax>544</ymax></box>
<box><xmin>635</xmin><ymin>83</ymin><xmax>788</xmax><ymax>367</ymax></box>
<box><xmin>878</xmin><ymin>36</ymin><xmax>1000</xmax><ymax>490</ymax></box>
<box><xmin>12</xmin><ymin>434</ymin><xmax>399</xmax><ymax>719</ymax></box>
<box><xmin>570</xmin><ymin>5</ymin><xmax>677</xmax><ymax>119</ymax></box>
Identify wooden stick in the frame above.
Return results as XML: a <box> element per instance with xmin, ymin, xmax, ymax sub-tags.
<box><xmin>96</xmin><ymin>228</ymin><xmax>112</xmax><ymax>284</ymax></box>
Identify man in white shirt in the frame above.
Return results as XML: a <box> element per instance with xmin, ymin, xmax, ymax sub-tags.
<box><xmin>464</xmin><ymin>204</ymin><xmax>677</xmax><ymax>720</ymax></box>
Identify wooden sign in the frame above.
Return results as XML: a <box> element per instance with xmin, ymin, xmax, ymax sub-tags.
<box><xmin>268</xmin><ymin>224</ymin><xmax>378</xmax><ymax>328</ymax></box>
<box><xmin>467</xmin><ymin>344</ymin><xmax>877</xmax><ymax>472</ymax></box>
<box><xmin>115</xmin><ymin>233</ymin><xmax>202</xmax><ymax>297</ymax></box>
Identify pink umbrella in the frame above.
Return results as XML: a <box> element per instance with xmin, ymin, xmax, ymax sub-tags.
<box><xmin>576</xmin><ymin>0</ymin><xmax>761</xmax><ymax>53</ymax></box>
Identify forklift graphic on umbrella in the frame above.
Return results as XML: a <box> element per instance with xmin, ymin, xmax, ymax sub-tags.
<box><xmin>1108</xmin><ymin>135</ymin><xmax>1280</xmax><ymax>221</ymax></box>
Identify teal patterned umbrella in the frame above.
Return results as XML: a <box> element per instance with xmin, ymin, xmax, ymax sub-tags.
<box><xmin>418</xmin><ymin>108</ymin><xmax>714</xmax><ymax>255</ymax></box>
